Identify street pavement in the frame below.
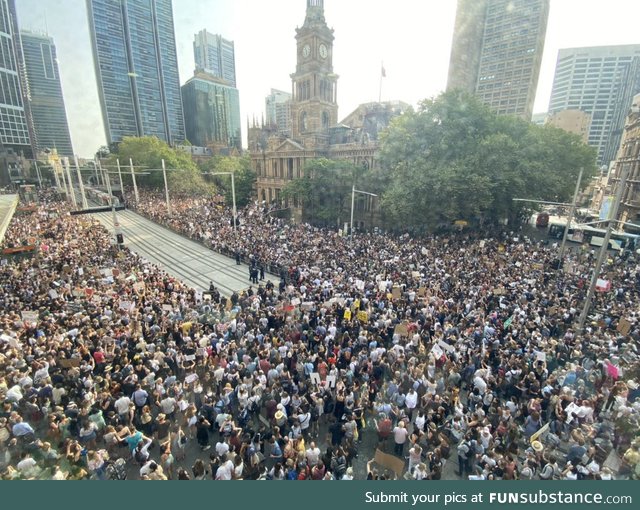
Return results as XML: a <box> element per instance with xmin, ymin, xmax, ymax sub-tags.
<box><xmin>93</xmin><ymin>209</ymin><xmax>278</xmax><ymax>296</ymax></box>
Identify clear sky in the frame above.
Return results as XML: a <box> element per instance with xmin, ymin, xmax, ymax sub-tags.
<box><xmin>14</xmin><ymin>0</ymin><xmax>640</xmax><ymax>157</ymax></box>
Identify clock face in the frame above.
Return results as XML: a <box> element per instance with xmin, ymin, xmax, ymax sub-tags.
<box><xmin>302</xmin><ymin>44</ymin><xmax>311</xmax><ymax>58</ymax></box>
<box><xmin>319</xmin><ymin>44</ymin><xmax>328</xmax><ymax>59</ymax></box>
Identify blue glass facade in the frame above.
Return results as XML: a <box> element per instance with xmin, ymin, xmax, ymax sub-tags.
<box><xmin>20</xmin><ymin>31</ymin><xmax>74</xmax><ymax>157</ymax></box>
<box><xmin>87</xmin><ymin>0</ymin><xmax>184</xmax><ymax>145</ymax></box>
<box><xmin>0</xmin><ymin>0</ymin><xmax>31</xmax><ymax>152</ymax></box>
<box><xmin>181</xmin><ymin>74</ymin><xmax>241</xmax><ymax>150</ymax></box>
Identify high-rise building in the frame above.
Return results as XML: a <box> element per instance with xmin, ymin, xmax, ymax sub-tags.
<box><xmin>548</xmin><ymin>45</ymin><xmax>640</xmax><ymax>167</ymax></box>
<box><xmin>265</xmin><ymin>88</ymin><xmax>291</xmax><ymax>135</ymax></box>
<box><xmin>446</xmin><ymin>0</ymin><xmax>550</xmax><ymax>120</ymax></box>
<box><xmin>0</xmin><ymin>0</ymin><xmax>31</xmax><ymax>156</ymax></box>
<box><xmin>181</xmin><ymin>72</ymin><xmax>241</xmax><ymax>150</ymax></box>
<box><xmin>20</xmin><ymin>31</ymin><xmax>74</xmax><ymax>157</ymax></box>
<box><xmin>86</xmin><ymin>0</ymin><xmax>185</xmax><ymax>146</ymax></box>
<box><xmin>193</xmin><ymin>30</ymin><xmax>236</xmax><ymax>87</ymax></box>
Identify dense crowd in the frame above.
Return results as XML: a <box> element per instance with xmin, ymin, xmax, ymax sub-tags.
<box><xmin>1</xmin><ymin>188</ymin><xmax>639</xmax><ymax>480</ymax></box>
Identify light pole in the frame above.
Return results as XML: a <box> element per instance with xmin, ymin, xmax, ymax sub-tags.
<box><xmin>161</xmin><ymin>159</ymin><xmax>171</xmax><ymax>215</ymax></box>
<box><xmin>129</xmin><ymin>158</ymin><xmax>139</xmax><ymax>203</ymax></box>
<box><xmin>64</xmin><ymin>158</ymin><xmax>77</xmax><ymax>208</ymax></box>
<box><xmin>350</xmin><ymin>185</ymin><xmax>377</xmax><ymax>239</ymax></box>
<box><xmin>557</xmin><ymin>168</ymin><xmax>584</xmax><ymax>269</ymax></box>
<box><xmin>102</xmin><ymin>166</ymin><xmax>123</xmax><ymax>248</ymax></box>
<box><xmin>208</xmin><ymin>172</ymin><xmax>237</xmax><ymax>232</ymax></box>
<box><xmin>115</xmin><ymin>159</ymin><xmax>124</xmax><ymax>199</ymax></box>
<box><xmin>577</xmin><ymin>162</ymin><xmax>629</xmax><ymax>331</ymax></box>
<box><xmin>32</xmin><ymin>160</ymin><xmax>43</xmax><ymax>188</ymax></box>
<box><xmin>73</xmin><ymin>155</ymin><xmax>89</xmax><ymax>209</ymax></box>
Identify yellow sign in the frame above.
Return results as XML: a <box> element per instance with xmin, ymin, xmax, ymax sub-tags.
<box><xmin>344</xmin><ymin>309</ymin><xmax>352</xmax><ymax>320</ymax></box>
<box><xmin>356</xmin><ymin>311</ymin><xmax>368</xmax><ymax>323</ymax></box>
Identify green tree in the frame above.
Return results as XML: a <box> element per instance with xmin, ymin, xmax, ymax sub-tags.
<box><xmin>108</xmin><ymin>136</ymin><xmax>213</xmax><ymax>195</ymax></box>
<box><xmin>282</xmin><ymin>158</ymin><xmax>367</xmax><ymax>227</ymax></box>
<box><xmin>378</xmin><ymin>90</ymin><xmax>597</xmax><ymax>231</ymax></box>
<box><xmin>199</xmin><ymin>155</ymin><xmax>256</xmax><ymax>207</ymax></box>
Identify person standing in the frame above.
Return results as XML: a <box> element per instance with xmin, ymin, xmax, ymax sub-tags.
<box><xmin>393</xmin><ymin>420</ymin><xmax>408</xmax><ymax>457</ymax></box>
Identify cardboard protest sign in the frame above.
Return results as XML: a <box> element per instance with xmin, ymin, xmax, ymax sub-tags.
<box><xmin>21</xmin><ymin>311</ymin><xmax>38</xmax><ymax>327</ymax></box>
<box><xmin>617</xmin><ymin>318</ymin><xmax>632</xmax><ymax>336</ymax></box>
<box><xmin>392</xmin><ymin>287</ymin><xmax>401</xmax><ymax>300</ymax></box>
<box><xmin>394</xmin><ymin>322</ymin><xmax>409</xmax><ymax>337</ymax></box>
<box><xmin>374</xmin><ymin>449</ymin><xmax>405</xmax><ymax>476</ymax></box>
<box><xmin>431</xmin><ymin>344</ymin><xmax>444</xmax><ymax>358</ymax></box>
<box><xmin>119</xmin><ymin>301</ymin><xmax>132</xmax><ymax>312</ymax></box>
<box><xmin>356</xmin><ymin>310</ymin><xmax>368</xmax><ymax>322</ymax></box>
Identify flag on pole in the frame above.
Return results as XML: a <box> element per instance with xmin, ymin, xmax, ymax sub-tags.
<box><xmin>381</xmin><ymin>65</ymin><xmax>386</xmax><ymax>78</ymax></box>
<box><xmin>504</xmin><ymin>315</ymin><xmax>514</xmax><ymax>329</ymax></box>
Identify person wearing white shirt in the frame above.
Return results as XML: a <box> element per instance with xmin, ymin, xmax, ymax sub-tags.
<box><xmin>216</xmin><ymin>456</ymin><xmax>234</xmax><ymax>480</ymax></box>
<box><xmin>306</xmin><ymin>442</ymin><xmax>321</xmax><ymax>467</ymax></box>
<box><xmin>405</xmin><ymin>388</ymin><xmax>418</xmax><ymax>420</ymax></box>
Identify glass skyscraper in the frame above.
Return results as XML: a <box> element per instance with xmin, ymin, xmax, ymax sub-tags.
<box><xmin>0</xmin><ymin>0</ymin><xmax>31</xmax><ymax>154</ymax></box>
<box><xmin>20</xmin><ymin>31</ymin><xmax>74</xmax><ymax>157</ymax></box>
<box><xmin>193</xmin><ymin>30</ymin><xmax>236</xmax><ymax>87</ymax></box>
<box><xmin>87</xmin><ymin>0</ymin><xmax>185</xmax><ymax>146</ymax></box>
<box><xmin>181</xmin><ymin>73</ymin><xmax>241</xmax><ymax>151</ymax></box>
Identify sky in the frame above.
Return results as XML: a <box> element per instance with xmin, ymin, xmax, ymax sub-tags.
<box><xmin>14</xmin><ymin>0</ymin><xmax>640</xmax><ymax>158</ymax></box>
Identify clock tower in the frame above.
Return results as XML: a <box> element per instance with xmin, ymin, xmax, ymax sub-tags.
<box><xmin>290</xmin><ymin>0</ymin><xmax>338</xmax><ymax>141</ymax></box>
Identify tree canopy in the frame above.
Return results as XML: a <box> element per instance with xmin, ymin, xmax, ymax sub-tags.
<box><xmin>282</xmin><ymin>158</ymin><xmax>366</xmax><ymax>227</ymax></box>
<box><xmin>107</xmin><ymin>136</ymin><xmax>213</xmax><ymax>195</ymax></box>
<box><xmin>198</xmin><ymin>155</ymin><xmax>256</xmax><ymax>208</ymax></box>
<box><xmin>377</xmin><ymin>90</ymin><xmax>597</xmax><ymax>231</ymax></box>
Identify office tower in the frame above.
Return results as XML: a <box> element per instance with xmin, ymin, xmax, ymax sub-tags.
<box><xmin>20</xmin><ymin>31</ymin><xmax>74</xmax><ymax>157</ymax></box>
<box><xmin>87</xmin><ymin>0</ymin><xmax>185</xmax><ymax>146</ymax></box>
<box><xmin>447</xmin><ymin>0</ymin><xmax>550</xmax><ymax>120</ymax></box>
<box><xmin>193</xmin><ymin>30</ymin><xmax>236</xmax><ymax>87</ymax></box>
<box><xmin>265</xmin><ymin>88</ymin><xmax>291</xmax><ymax>135</ymax></box>
<box><xmin>0</xmin><ymin>0</ymin><xmax>31</xmax><ymax>155</ymax></box>
<box><xmin>548</xmin><ymin>45</ymin><xmax>640</xmax><ymax>167</ymax></box>
<box><xmin>181</xmin><ymin>72</ymin><xmax>241</xmax><ymax>150</ymax></box>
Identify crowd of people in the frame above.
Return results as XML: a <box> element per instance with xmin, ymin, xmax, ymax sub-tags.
<box><xmin>1</xmin><ymin>187</ymin><xmax>639</xmax><ymax>481</ymax></box>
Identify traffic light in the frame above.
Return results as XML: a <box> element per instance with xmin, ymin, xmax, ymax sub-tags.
<box><xmin>116</xmin><ymin>233</ymin><xmax>124</xmax><ymax>245</ymax></box>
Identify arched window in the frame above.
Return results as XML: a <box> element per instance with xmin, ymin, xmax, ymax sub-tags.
<box><xmin>322</xmin><ymin>111</ymin><xmax>329</xmax><ymax>129</ymax></box>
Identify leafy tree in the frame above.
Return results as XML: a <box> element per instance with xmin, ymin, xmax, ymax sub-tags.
<box><xmin>199</xmin><ymin>155</ymin><xmax>256</xmax><ymax>207</ymax></box>
<box><xmin>107</xmin><ymin>136</ymin><xmax>213</xmax><ymax>195</ymax></box>
<box><xmin>282</xmin><ymin>158</ymin><xmax>367</xmax><ymax>227</ymax></box>
<box><xmin>378</xmin><ymin>90</ymin><xmax>597</xmax><ymax>231</ymax></box>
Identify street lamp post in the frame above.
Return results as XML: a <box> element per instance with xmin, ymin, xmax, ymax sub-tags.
<box><xmin>73</xmin><ymin>155</ymin><xmax>89</xmax><ymax>209</ymax></box>
<box><xmin>161</xmin><ymin>159</ymin><xmax>171</xmax><ymax>215</ymax></box>
<box><xmin>64</xmin><ymin>158</ymin><xmax>77</xmax><ymax>208</ymax></box>
<box><xmin>129</xmin><ymin>158</ymin><xmax>139</xmax><ymax>203</ymax></box>
<box><xmin>557</xmin><ymin>167</ymin><xmax>584</xmax><ymax>269</ymax></box>
<box><xmin>116</xmin><ymin>159</ymin><xmax>124</xmax><ymax>200</ymax></box>
<box><xmin>32</xmin><ymin>160</ymin><xmax>43</xmax><ymax>187</ymax></box>
<box><xmin>350</xmin><ymin>185</ymin><xmax>378</xmax><ymax>239</ymax></box>
<box><xmin>577</xmin><ymin>162</ymin><xmax>629</xmax><ymax>331</ymax></box>
<box><xmin>208</xmin><ymin>172</ymin><xmax>237</xmax><ymax>232</ymax></box>
<box><xmin>103</xmin><ymin>165</ymin><xmax>123</xmax><ymax>248</ymax></box>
